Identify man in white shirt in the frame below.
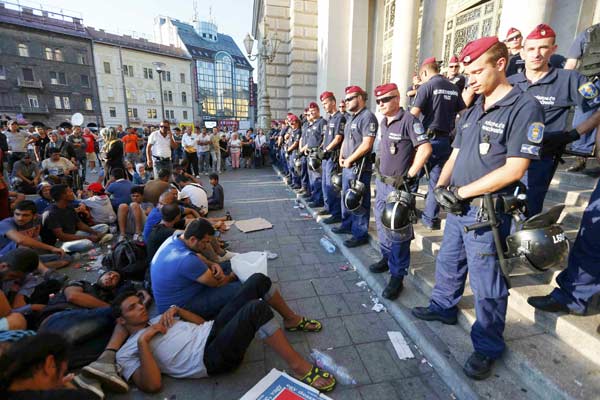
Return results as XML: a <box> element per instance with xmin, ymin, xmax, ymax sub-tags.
<box><xmin>197</xmin><ymin>129</ymin><xmax>211</xmax><ymax>174</ymax></box>
<box><xmin>146</xmin><ymin>120</ymin><xmax>177</xmax><ymax>179</ymax></box>
<box><xmin>176</xmin><ymin>175</ymin><xmax>208</xmax><ymax>210</ymax></box>
<box><xmin>42</xmin><ymin>148</ymin><xmax>77</xmax><ymax>185</ymax></box>
<box><xmin>254</xmin><ymin>129</ymin><xmax>268</xmax><ymax>167</ymax></box>
<box><xmin>181</xmin><ymin>127</ymin><xmax>199</xmax><ymax>176</ymax></box>
<box><xmin>4</xmin><ymin>120</ymin><xmax>34</xmax><ymax>173</ymax></box>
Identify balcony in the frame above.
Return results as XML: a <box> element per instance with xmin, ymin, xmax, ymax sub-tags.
<box><xmin>17</xmin><ymin>78</ymin><xmax>43</xmax><ymax>89</ymax></box>
<box><xmin>19</xmin><ymin>105</ymin><xmax>50</xmax><ymax>114</ymax></box>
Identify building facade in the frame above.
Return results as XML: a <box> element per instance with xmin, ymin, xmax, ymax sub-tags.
<box><xmin>87</xmin><ymin>28</ymin><xmax>194</xmax><ymax>129</ymax></box>
<box><xmin>154</xmin><ymin>16</ymin><xmax>254</xmax><ymax>130</ymax></box>
<box><xmin>0</xmin><ymin>2</ymin><xmax>101</xmax><ymax>128</ymax></box>
<box><xmin>253</xmin><ymin>0</ymin><xmax>600</xmax><ymax>123</ymax></box>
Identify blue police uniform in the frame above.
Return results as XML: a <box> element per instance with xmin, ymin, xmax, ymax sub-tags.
<box><xmin>299</xmin><ymin>122</ymin><xmax>311</xmax><ymax>194</ymax></box>
<box><xmin>279</xmin><ymin>125</ymin><xmax>290</xmax><ymax>174</ymax></box>
<box><xmin>412</xmin><ymin>74</ymin><xmax>465</xmax><ymax>228</ymax></box>
<box><xmin>429</xmin><ymin>86</ymin><xmax>544</xmax><ymax>359</ymax></box>
<box><xmin>449</xmin><ymin>74</ymin><xmax>466</xmax><ymax>93</ymax></box>
<box><xmin>305</xmin><ymin>117</ymin><xmax>327</xmax><ymax>205</ymax></box>
<box><xmin>508</xmin><ymin>68</ymin><xmax>599</xmax><ymax>216</ymax></box>
<box><xmin>322</xmin><ymin>111</ymin><xmax>345</xmax><ymax>219</ymax></box>
<box><xmin>340</xmin><ymin>107</ymin><xmax>378</xmax><ymax>241</ymax></box>
<box><xmin>375</xmin><ymin>109</ymin><xmax>428</xmax><ymax>277</ymax></box>
<box><xmin>287</xmin><ymin>128</ymin><xmax>301</xmax><ymax>187</ymax></box>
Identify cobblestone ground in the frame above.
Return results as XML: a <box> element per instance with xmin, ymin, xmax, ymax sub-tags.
<box><xmin>72</xmin><ymin>166</ymin><xmax>453</xmax><ymax>400</ymax></box>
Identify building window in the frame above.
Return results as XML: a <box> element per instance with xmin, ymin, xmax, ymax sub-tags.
<box><xmin>77</xmin><ymin>53</ymin><xmax>87</xmax><ymax>65</ymax></box>
<box><xmin>196</xmin><ymin>60</ymin><xmax>216</xmax><ymax>116</ymax></box>
<box><xmin>180</xmin><ymin>73</ymin><xmax>185</xmax><ymax>83</ymax></box>
<box><xmin>103</xmin><ymin>62</ymin><xmax>111</xmax><ymax>74</ymax></box>
<box><xmin>147</xmin><ymin>108</ymin><xmax>157</xmax><ymax>119</ymax></box>
<box><xmin>0</xmin><ymin>66</ymin><xmax>5</xmax><ymax>80</ymax></box>
<box><xmin>22</xmin><ymin>68</ymin><xmax>34</xmax><ymax>82</ymax></box>
<box><xmin>163</xmin><ymin>90</ymin><xmax>173</xmax><ymax>103</ymax></box>
<box><xmin>169</xmin><ymin>110</ymin><xmax>175</xmax><ymax>119</ymax></box>
<box><xmin>162</xmin><ymin>71</ymin><xmax>171</xmax><ymax>82</ymax></box>
<box><xmin>215</xmin><ymin>53</ymin><xmax>234</xmax><ymax>116</ymax></box>
<box><xmin>63</xmin><ymin>97</ymin><xmax>70</xmax><ymax>110</ymax></box>
<box><xmin>234</xmin><ymin>68</ymin><xmax>250</xmax><ymax>119</ymax></box>
<box><xmin>128</xmin><ymin>108</ymin><xmax>138</xmax><ymax>118</ymax></box>
<box><xmin>54</xmin><ymin>96</ymin><xmax>62</xmax><ymax>109</ymax></box>
<box><xmin>81</xmin><ymin>74</ymin><xmax>89</xmax><ymax>87</ymax></box>
<box><xmin>28</xmin><ymin>95</ymin><xmax>39</xmax><ymax>108</ymax></box>
<box><xmin>84</xmin><ymin>97</ymin><xmax>93</xmax><ymax>111</ymax></box>
<box><xmin>183</xmin><ymin>110</ymin><xmax>188</xmax><ymax>120</ymax></box>
<box><xmin>106</xmin><ymin>86</ymin><xmax>115</xmax><ymax>101</ymax></box>
<box><xmin>123</xmin><ymin>65</ymin><xmax>134</xmax><ymax>77</ymax></box>
<box><xmin>126</xmin><ymin>89</ymin><xmax>136</xmax><ymax>100</ymax></box>
<box><xmin>18</xmin><ymin>44</ymin><xmax>29</xmax><ymax>57</ymax></box>
<box><xmin>54</xmin><ymin>49</ymin><xmax>63</xmax><ymax>62</ymax></box>
<box><xmin>45</xmin><ymin>47</ymin><xmax>53</xmax><ymax>60</ymax></box>
<box><xmin>143</xmin><ymin>67</ymin><xmax>153</xmax><ymax>79</ymax></box>
<box><xmin>181</xmin><ymin>92</ymin><xmax>187</xmax><ymax>104</ymax></box>
<box><xmin>109</xmin><ymin>107</ymin><xmax>117</xmax><ymax>117</ymax></box>
<box><xmin>49</xmin><ymin>71</ymin><xmax>67</xmax><ymax>85</ymax></box>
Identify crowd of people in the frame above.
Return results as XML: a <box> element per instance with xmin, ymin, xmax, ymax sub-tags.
<box><xmin>1</xmin><ymin>21</ymin><xmax>600</xmax><ymax>399</ymax></box>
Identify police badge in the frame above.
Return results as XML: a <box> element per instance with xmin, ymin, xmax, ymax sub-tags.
<box><xmin>578</xmin><ymin>81</ymin><xmax>599</xmax><ymax>99</ymax></box>
<box><xmin>413</xmin><ymin>122</ymin><xmax>425</xmax><ymax>135</ymax></box>
<box><xmin>527</xmin><ymin>122</ymin><xmax>545</xmax><ymax>144</ymax></box>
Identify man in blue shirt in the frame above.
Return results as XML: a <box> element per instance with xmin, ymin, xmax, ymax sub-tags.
<box><xmin>105</xmin><ymin>168</ymin><xmax>134</xmax><ymax>210</ymax></box>
<box><xmin>301</xmin><ymin>102</ymin><xmax>327</xmax><ymax>208</ymax></box>
<box><xmin>411</xmin><ymin>36</ymin><xmax>545</xmax><ymax>380</ymax></box>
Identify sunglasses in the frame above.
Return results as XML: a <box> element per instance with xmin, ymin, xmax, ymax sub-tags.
<box><xmin>344</xmin><ymin>95</ymin><xmax>358</xmax><ymax>103</ymax></box>
<box><xmin>160</xmin><ymin>125</ymin><xmax>169</xmax><ymax>128</ymax></box>
<box><xmin>375</xmin><ymin>95</ymin><xmax>397</xmax><ymax>105</ymax></box>
<box><xmin>448</xmin><ymin>64</ymin><xmax>459</xmax><ymax>68</ymax></box>
<box><xmin>506</xmin><ymin>34</ymin><xmax>522</xmax><ymax>42</ymax></box>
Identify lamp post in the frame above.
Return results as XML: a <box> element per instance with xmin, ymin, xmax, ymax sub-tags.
<box><xmin>243</xmin><ymin>28</ymin><xmax>280</xmax><ymax>131</ymax></box>
<box><xmin>153</xmin><ymin>62</ymin><xmax>166</xmax><ymax>120</ymax></box>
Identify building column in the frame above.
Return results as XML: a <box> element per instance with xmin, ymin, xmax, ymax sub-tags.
<box><xmin>498</xmin><ymin>0</ymin><xmax>553</xmax><ymax>41</ymax></box>
<box><xmin>390</xmin><ymin>0</ymin><xmax>419</xmax><ymax>108</ymax></box>
<box><xmin>346</xmin><ymin>0</ymin><xmax>370</xmax><ymax>88</ymax></box>
<box><xmin>419</xmin><ymin>0</ymin><xmax>448</xmax><ymax>64</ymax></box>
<box><xmin>257</xmin><ymin>34</ymin><xmax>272</xmax><ymax>131</ymax></box>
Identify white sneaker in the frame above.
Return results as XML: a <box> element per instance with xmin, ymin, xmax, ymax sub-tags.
<box><xmin>99</xmin><ymin>234</ymin><xmax>113</xmax><ymax>244</ymax></box>
<box><xmin>82</xmin><ymin>360</ymin><xmax>129</xmax><ymax>393</ymax></box>
<box><xmin>74</xmin><ymin>374</ymin><xmax>105</xmax><ymax>399</ymax></box>
<box><xmin>133</xmin><ymin>233</ymin><xmax>144</xmax><ymax>243</ymax></box>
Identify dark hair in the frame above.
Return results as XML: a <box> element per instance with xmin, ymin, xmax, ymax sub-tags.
<box><xmin>483</xmin><ymin>42</ymin><xmax>510</xmax><ymax>68</ymax></box>
<box><xmin>161</xmin><ymin>119</ymin><xmax>170</xmax><ymax>125</ymax></box>
<box><xmin>14</xmin><ymin>199</ymin><xmax>37</xmax><ymax>214</ymax></box>
<box><xmin>161</xmin><ymin>203</ymin><xmax>181</xmax><ymax>222</ymax></box>
<box><xmin>0</xmin><ymin>248</ymin><xmax>39</xmax><ymax>274</ymax></box>
<box><xmin>110</xmin><ymin>290</ymin><xmax>139</xmax><ymax>319</ymax></box>
<box><xmin>158</xmin><ymin>169</ymin><xmax>171</xmax><ymax>180</ymax></box>
<box><xmin>49</xmin><ymin>147</ymin><xmax>61</xmax><ymax>154</ymax></box>
<box><xmin>0</xmin><ymin>333</ymin><xmax>69</xmax><ymax>391</ymax></box>
<box><xmin>130</xmin><ymin>185</ymin><xmax>144</xmax><ymax>195</ymax></box>
<box><xmin>208</xmin><ymin>173</ymin><xmax>219</xmax><ymax>182</ymax></box>
<box><xmin>50</xmin><ymin>184</ymin><xmax>68</xmax><ymax>201</ymax></box>
<box><xmin>183</xmin><ymin>218</ymin><xmax>215</xmax><ymax>240</ymax></box>
<box><xmin>111</xmin><ymin>168</ymin><xmax>125</xmax><ymax>180</ymax></box>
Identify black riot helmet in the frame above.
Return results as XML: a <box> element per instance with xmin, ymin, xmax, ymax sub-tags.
<box><xmin>331</xmin><ymin>172</ymin><xmax>343</xmax><ymax>193</ymax></box>
<box><xmin>308</xmin><ymin>154</ymin><xmax>322</xmax><ymax>172</ymax></box>
<box><xmin>381</xmin><ymin>190</ymin><xmax>416</xmax><ymax>243</ymax></box>
<box><xmin>294</xmin><ymin>157</ymin><xmax>302</xmax><ymax>174</ymax></box>
<box><xmin>343</xmin><ymin>179</ymin><xmax>367</xmax><ymax>215</ymax></box>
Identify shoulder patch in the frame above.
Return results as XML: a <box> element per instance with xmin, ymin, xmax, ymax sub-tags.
<box><xmin>416</xmin><ymin>133</ymin><xmax>428</xmax><ymax>142</ymax></box>
<box><xmin>521</xmin><ymin>144</ymin><xmax>540</xmax><ymax>156</ymax></box>
<box><xmin>578</xmin><ymin>81</ymin><xmax>599</xmax><ymax>99</ymax></box>
<box><xmin>527</xmin><ymin>122</ymin><xmax>544</xmax><ymax>144</ymax></box>
<box><xmin>413</xmin><ymin>122</ymin><xmax>425</xmax><ymax>135</ymax></box>
<box><xmin>369</xmin><ymin>122</ymin><xmax>377</xmax><ymax>133</ymax></box>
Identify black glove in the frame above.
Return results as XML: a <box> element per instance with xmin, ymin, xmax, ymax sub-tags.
<box><xmin>434</xmin><ymin>186</ymin><xmax>465</xmax><ymax>215</ymax></box>
<box><xmin>541</xmin><ymin>129</ymin><xmax>579</xmax><ymax>157</ymax></box>
<box><xmin>402</xmin><ymin>174</ymin><xmax>418</xmax><ymax>188</ymax></box>
<box><xmin>322</xmin><ymin>150</ymin><xmax>331</xmax><ymax>160</ymax></box>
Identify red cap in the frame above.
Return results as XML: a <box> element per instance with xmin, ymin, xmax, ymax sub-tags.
<box><xmin>288</xmin><ymin>114</ymin><xmax>299</xmax><ymax>123</ymax></box>
<box><xmin>459</xmin><ymin>36</ymin><xmax>499</xmax><ymax>64</ymax></box>
<box><xmin>374</xmin><ymin>83</ymin><xmax>398</xmax><ymax>97</ymax></box>
<box><xmin>505</xmin><ymin>27</ymin><xmax>521</xmax><ymax>40</ymax></box>
<box><xmin>286</xmin><ymin>112</ymin><xmax>294</xmax><ymax>117</ymax></box>
<box><xmin>449</xmin><ymin>55</ymin><xmax>459</xmax><ymax>64</ymax></box>
<box><xmin>319</xmin><ymin>91</ymin><xmax>334</xmax><ymax>101</ymax></box>
<box><xmin>345</xmin><ymin>85</ymin><xmax>365</xmax><ymax>95</ymax></box>
<box><xmin>526</xmin><ymin>24</ymin><xmax>556</xmax><ymax>40</ymax></box>
<box><xmin>421</xmin><ymin>57</ymin><xmax>436</xmax><ymax>67</ymax></box>
<box><xmin>308</xmin><ymin>102</ymin><xmax>319</xmax><ymax>109</ymax></box>
<box><xmin>87</xmin><ymin>182</ymin><xmax>104</xmax><ymax>194</ymax></box>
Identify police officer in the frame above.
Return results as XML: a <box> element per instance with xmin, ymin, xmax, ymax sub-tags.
<box><xmin>331</xmin><ymin>86</ymin><xmax>377</xmax><ymax>248</ymax></box>
<box><xmin>411</xmin><ymin>37</ymin><xmax>545</xmax><ymax>379</ymax></box>
<box><xmin>279</xmin><ymin>115</ymin><xmax>292</xmax><ymax>178</ymax></box>
<box><xmin>370</xmin><ymin>83</ymin><xmax>432</xmax><ymax>299</ymax></box>
<box><xmin>411</xmin><ymin>57</ymin><xmax>465</xmax><ymax>230</ymax></box>
<box><xmin>298</xmin><ymin>108</ymin><xmax>312</xmax><ymax>198</ymax></box>
<box><xmin>505</xmin><ymin>27</ymin><xmax>525</xmax><ymax>77</ymax></box>
<box><xmin>447</xmin><ymin>55</ymin><xmax>466</xmax><ymax>93</ymax></box>
<box><xmin>300</xmin><ymin>102</ymin><xmax>327</xmax><ymax>208</ymax></box>
<box><xmin>320</xmin><ymin>91</ymin><xmax>345</xmax><ymax>224</ymax></box>
<box><xmin>508</xmin><ymin>24</ymin><xmax>600</xmax><ymax>217</ymax></box>
<box><xmin>286</xmin><ymin>115</ymin><xmax>302</xmax><ymax>189</ymax></box>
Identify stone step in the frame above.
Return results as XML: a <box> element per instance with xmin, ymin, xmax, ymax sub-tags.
<box><xmin>552</xmin><ymin>170</ymin><xmax>599</xmax><ymax>189</ymax></box>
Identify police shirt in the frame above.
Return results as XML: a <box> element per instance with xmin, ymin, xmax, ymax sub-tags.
<box><xmin>378</xmin><ymin>109</ymin><xmax>429</xmax><ymax>177</ymax></box>
<box><xmin>341</xmin><ymin>107</ymin><xmax>378</xmax><ymax>161</ymax></box>
<box><xmin>508</xmin><ymin>68</ymin><xmax>599</xmax><ymax>137</ymax></box>
<box><xmin>322</xmin><ymin>111</ymin><xmax>346</xmax><ymax>148</ymax></box>
<box><xmin>451</xmin><ymin>86</ymin><xmax>544</xmax><ymax>189</ymax></box>
<box><xmin>506</xmin><ymin>53</ymin><xmax>525</xmax><ymax>77</ymax></box>
<box><xmin>448</xmin><ymin>74</ymin><xmax>466</xmax><ymax>93</ymax></box>
<box><xmin>413</xmin><ymin>74</ymin><xmax>465</xmax><ymax>133</ymax></box>
<box><xmin>286</xmin><ymin>128</ymin><xmax>300</xmax><ymax>153</ymax></box>
<box><xmin>567</xmin><ymin>24</ymin><xmax>600</xmax><ymax>59</ymax></box>
<box><xmin>305</xmin><ymin>117</ymin><xmax>327</xmax><ymax>148</ymax></box>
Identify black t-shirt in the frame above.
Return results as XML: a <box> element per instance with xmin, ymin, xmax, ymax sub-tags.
<box><xmin>3</xmin><ymin>389</ymin><xmax>97</xmax><ymax>400</ymax></box>
<box><xmin>41</xmin><ymin>205</ymin><xmax>81</xmax><ymax>245</ymax></box>
<box><xmin>147</xmin><ymin>223</ymin><xmax>176</xmax><ymax>261</ymax></box>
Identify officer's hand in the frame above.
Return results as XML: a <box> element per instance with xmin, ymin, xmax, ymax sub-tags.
<box><xmin>541</xmin><ymin>129</ymin><xmax>580</xmax><ymax>157</ymax></box>
<box><xmin>434</xmin><ymin>186</ymin><xmax>464</xmax><ymax>214</ymax></box>
<box><xmin>322</xmin><ymin>150</ymin><xmax>331</xmax><ymax>160</ymax></box>
<box><xmin>343</xmin><ymin>159</ymin><xmax>353</xmax><ymax>169</ymax></box>
<box><xmin>403</xmin><ymin>174</ymin><xmax>418</xmax><ymax>188</ymax></box>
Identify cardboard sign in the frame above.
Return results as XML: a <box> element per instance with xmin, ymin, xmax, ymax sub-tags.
<box><xmin>240</xmin><ymin>369</ymin><xmax>333</xmax><ymax>400</ymax></box>
<box><xmin>235</xmin><ymin>218</ymin><xmax>273</xmax><ymax>233</ymax></box>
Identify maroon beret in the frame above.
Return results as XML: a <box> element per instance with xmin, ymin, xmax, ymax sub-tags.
<box><xmin>527</xmin><ymin>24</ymin><xmax>556</xmax><ymax>40</ymax></box>
<box><xmin>345</xmin><ymin>85</ymin><xmax>365</xmax><ymax>95</ymax></box>
<box><xmin>319</xmin><ymin>91</ymin><xmax>334</xmax><ymax>101</ymax></box>
<box><xmin>459</xmin><ymin>36</ymin><xmax>499</xmax><ymax>64</ymax></box>
<box><xmin>288</xmin><ymin>114</ymin><xmax>299</xmax><ymax>123</ymax></box>
<box><xmin>308</xmin><ymin>102</ymin><xmax>319</xmax><ymax>109</ymax></box>
<box><xmin>421</xmin><ymin>57</ymin><xmax>436</xmax><ymax>68</ymax></box>
<box><xmin>449</xmin><ymin>55</ymin><xmax>459</xmax><ymax>64</ymax></box>
<box><xmin>374</xmin><ymin>83</ymin><xmax>398</xmax><ymax>97</ymax></box>
<box><xmin>505</xmin><ymin>27</ymin><xmax>521</xmax><ymax>40</ymax></box>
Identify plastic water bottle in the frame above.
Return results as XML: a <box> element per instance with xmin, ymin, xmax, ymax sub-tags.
<box><xmin>310</xmin><ymin>349</ymin><xmax>357</xmax><ymax>385</ymax></box>
<box><xmin>320</xmin><ymin>236</ymin><xmax>336</xmax><ymax>254</ymax></box>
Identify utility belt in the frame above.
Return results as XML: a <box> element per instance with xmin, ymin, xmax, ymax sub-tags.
<box><xmin>153</xmin><ymin>156</ymin><xmax>171</xmax><ymax>162</ymax></box>
<box><xmin>426</xmin><ymin>129</ymin><xmax>450</xmax><ymax>139</ymax></box>
<box><xmin>449</xmin><ymin>184</ymin><xmax>522</xmax><ymax>216</ymax></box>
<box><xmin>374</xmin><ymin>157</ymin><xmax>406</xmax><ymax>189</ymax></box>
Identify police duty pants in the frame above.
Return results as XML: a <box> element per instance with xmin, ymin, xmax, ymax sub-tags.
<box><xmin>280</xmin><ymin>148</ymin><xmax>289</xmax><ymax>174</ymax></box>
<box><xmin>374</xmin><ymin>180</ymin><xmax>411</xmax><ymax>277</ymax></box>
<box><xmin>551</xmin><ymin>179</ymin><xmax>600</xmax><ymax>314</ymax></box>
<box><xmin>340</xmin><ymin>167</ymin><xmax>372</xmax><ymax>241</ymax></box>
<box><xmin>429</xmin><ymin>205</ymin><xmax>511</xmax><ymax>359</ymax></box>
<box><xmin>287</xmin><ymin>153</ymin><xmax>300</xmax><ymax>187</ymax></box>
<box><xmin>521</xmin><ymin>157</ymin><xmax>554</xmax><ymax>217</ymax></box>
<box><xmin>571</xmin><ymin>106</ymin><xmax>597</xmax><ymax>155</ymax></box>
<box><xmin>300</xmin><ymin>156</ymin><xmax>310</xmax><ymax>192</ymax></box>
<box><xmin>322</xmin><ymin>158</ymin><xmax>342</xmax><ymax>219</ymax></box>
<box><xmin>308</xmin><ymin>166</ymin><xmax>323</xmax><ymax>205</ymax></box>
<box><xmin>422</xmin><ymin>136</ymin><xmax>452</xmax><ymax>227</ymax></box>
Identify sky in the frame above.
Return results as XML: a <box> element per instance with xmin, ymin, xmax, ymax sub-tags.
<box><xmin>37</xmin><ymin>0</ymin><xmax>256</xmax><ymax>70</ymax></box>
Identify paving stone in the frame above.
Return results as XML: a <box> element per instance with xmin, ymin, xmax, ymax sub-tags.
<box><xmin>357</xmin><ymin>341</ymin><xmax>409</xmax><ymax>383</ymax></box>
<box><xmin>320</xmin><ymin>294</ymin><xmax>353</xmax><ymax>317</ymax></box>
<box><xmin>288</xmin><ymin>296</ymin><xmax>327</xmax><ymax>320</ymax></box>
<box><xmin>343</xmin><ymin>313</ymin><xmax>390</xmax><ymax>344</ymax></box>
<box><xmin>312</xmin><ymin>276</ymin><xmax>349</xmax><ymax>296</ymax></box>
<box><xmin>276</xmin><ymin>265</ymin><xmax>321</xmax><ymax>281</ymax></box>
<box><xmin>321</xmin><ymin>345</ymin><xmax>373</xmax><ymax>386</ymax></box>
<box><xmin>306</xmin><ymin>317</ymin><xmax>353</xmax><ymax>350</ymax></box>
<box><xmin>279</xmin><ymin>279</ymin><xmax>317</xmax><ymax>300</ymax></box>
<box><xmin>358</xmin><ymin>382</ymin><xmax>400</xmax><ymax>400</ymax></box>
<box><xmin>212</xmin><ymin>360</ymin><xmax>267</xmax><ymax>399</ymax></box>
<box><xmin>342</xmin><ymin>292</ymin><xmax>376</xmax><ymax>314</ymax></box>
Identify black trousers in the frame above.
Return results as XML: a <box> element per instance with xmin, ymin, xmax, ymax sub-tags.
<box><xmin>203</xmin><ymin>273</ymin><xmax>274</xmax><ymax>375</ymax></box>
<box><xmin>184</xmin><ymin>151</ymin><xmax>199</xmax><ymax>176</ymax></box>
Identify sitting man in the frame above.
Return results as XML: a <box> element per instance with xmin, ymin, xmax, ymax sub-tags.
<box><xmin>41</xmin><ymin>184</ymin><xmax>112</xmax><ymax>253</ymax></box>
<box><xmin>207</xmin><ymin>173</ymin><xmax>224</xmax><ymax>211</ymax></box>
<box><xmin>34</xmin><ymin>182</ymin><xmax>53</xmax><ymax>214</ymax></box>
<box><xmin>113</xmin><ymin>278</ymin><xmax>336</xmax><ymax>393</ymax></box>
<box><xmin>143</xmin><ymin>169</ymin><xmax>171</xmax><ymax>206</ymax></box>
<box><xmin>117</xmin><ymin>185</ymin><xmax>153</xmax><ymax>243</ymax></box>
<box><xmin>81</xmin><ymin>183</ymin><xmax>117</xmax><ymax>225</ymax></box>
<box><xmin>146</xmin><ymin>203</ymin><xmax>181</xmax><ymax>262</ymax></box>
<box><xmin>10</xmin><ymin>153</ymin><xmax>41</xmax><ymax>195</ymax></box>
<box><xmin>106</xmin><ymin>168</ymin><xmax>134</xmax><ymax>210</ymax></box>
<box><xmin>142</xmin><ymin>190</ymin><xmax>198</xmax><ymax>242</ymax></box>
<box><xmin>176</xmin><ymin>174</ymin><xmax>208</xmax><ymax>210</ymax></box>
<box><xmin>151</xmin><ymin>219</ymin><xmax>321</xmax><ymax>333</ymax></box>
<box><xmin>41</xmin><ymin>148</ymin><xmax>76</xmax><ymax>187</ymax></box>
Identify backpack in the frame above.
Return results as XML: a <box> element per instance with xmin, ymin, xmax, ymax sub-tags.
<box><xmin>102</xmin><ymin>240</ymin><xmax>148</xmax><ymax>281</ymax></box>
<box><xmin>580</xmin><ymin>23</ymin><xmax>600</xmax><ymax>78</ymax></box>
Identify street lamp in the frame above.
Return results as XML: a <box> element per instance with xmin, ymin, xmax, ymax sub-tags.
<box><xmin>153</xmin><ymin>61</ymin><xmax>166</xmax><ymax>120</ymax></box>
<box><xmin>244</xmin><ymin>28</ymin><xmax>280</xmax><ymax>131</ymax></box>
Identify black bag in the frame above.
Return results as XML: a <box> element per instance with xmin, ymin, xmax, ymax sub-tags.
<box><xmin>102</xmin><ymin>240</ymin><xmax>148</xmax><ymax>281</ymax></box>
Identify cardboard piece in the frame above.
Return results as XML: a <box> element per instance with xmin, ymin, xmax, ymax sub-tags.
<box><xmin>240</xmin><ymin>368</ymin><xmax>333</xmax><ymax>400</ymax></box>
<box><xmin>235</xmin><ymin>217</ymin><xmax>273</xmax><ymax>233</ymax></box>
<box><xmin>388</xmin><ymin>331</ymin><xmax>415</xmax><ymax>360</ymax></box>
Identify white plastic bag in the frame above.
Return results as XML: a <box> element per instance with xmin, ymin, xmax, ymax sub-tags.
<box><xmin>230</xmin><ymin>251</ymin><xmax>268</xmax><ymax>282</ymax></box>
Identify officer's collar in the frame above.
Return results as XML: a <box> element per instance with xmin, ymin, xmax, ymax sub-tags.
<box><xmin>383</xmin><ymin>108</ymin><xmax>405</xmax><ymax>125</ymax></box>
<box><xmin>476</xmin><ymin>85</ymin><xmax>523</xmax><ymax>109</ymax></box>
<box><xmin>350</xmin><ymin>107</ymin><xmax>367</xmax><ymax>119</ymax></box>
<box><xmin>517</xmin><ymin>67</ymin><xmax>557</xmax><ymax>86</ymax></box>
<box><xmin>308</xmin><ymin>117</ymin><xmax>323</xmax><ymax>126</ymax></box>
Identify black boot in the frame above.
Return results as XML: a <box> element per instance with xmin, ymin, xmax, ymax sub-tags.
<box><xmin>369</xmin><ymin>258</ymin><xmax>389</xmax><ymax>273</ymax></box>
<box><xmin>527</xmin><ymin>295</ymin><xmax>575</xmax><ymax>314</ymax></box>
<box><xmin>382</xmin><ymin>276</ymin><xmax>403</xmax><ymax>300</ymax></box>
<box><xmin>463</xmin><ymin>352</ymin><xmax>495</xmax><ymax>380</ymax></box>
<box><xmin>566</xmin><ymin>157</ymin><xmax>586</xmax><ymax>172</ymax></box>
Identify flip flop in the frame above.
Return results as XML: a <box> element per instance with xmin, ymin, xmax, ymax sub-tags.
<box><xmin>285</xmin><ymin>317</ymin><xmax>322</xmax><ymax>332</ymax></box>
<box><xmin>298</xmin><ymin>365</ymin><xmax>336</xmax><ymax>392</ymax></box>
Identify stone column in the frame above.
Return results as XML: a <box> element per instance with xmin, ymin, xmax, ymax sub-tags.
<box><xmin>498</xmin><ymin>0</ymin><xmax>553</xmax><ymax>41</ymax></box>
<box><xmin>390</xmin><ymin>0</ymin><xmax>419</xmax><ymax>108</ymax></box>
<box><xmin>257</xmin><ymin>35</ymin><xmax>272</xmax><ymax>131</ymax></box>
<box><xmin>419</xmin><ymin>0</ymin><xmax>448</xmax><ymax>64</ymax></box>
<box><xmin>346</xmin><ymin>0</ymin><xmax>370</xmax><ymax>88</ymax></box>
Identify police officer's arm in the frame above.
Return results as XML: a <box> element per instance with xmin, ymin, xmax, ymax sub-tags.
<box><xmin>345</xmin><ymin>136</ymin><xmax>375</xmax><ymax>166</ymax></box>
<box><xmin>564</xmin><ymin>59</ymin><xmax>578</xmax><ymax>70</ymax></box>
<box><xmin>325</xmin><ymin>134</ymin><xmax>343</xmax><ymax>152</ymax></box>
<box><xmin>436</xmin><ymin>148</ymin><xmax>459</xmax><ymax>188</ymax></box>
<box><xmin>288</xmin><ymin>138</ymin><xmax>299</xmax><ymax>152</ymax></box>
<box><xmin>456</xmin><ymin>157</ymin><xmax>530</xmax><ymax>199</ymax></box>
<box><xmin>408</xmin><ymin>142</ymin><xmax>432</xmax><ymax>178</ymax></box>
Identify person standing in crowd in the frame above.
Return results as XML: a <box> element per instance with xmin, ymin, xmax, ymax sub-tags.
<box><xmin>146</xmin><ymin>120</ymin><xmax>177</xmax><ymax>179</ymax></box>
<box><xmin>411</xmin><ymin>36</ymin><xmax>545</xmax><ymax>380</ymax></box>
<box><xmin>82</xmin><ymin>128</ymin><xmax>98</xmax><ymax>174</ymax></box>
<box><xmin>32</xmin><ymin>126</ymin><xmax>50</xmax><ymax>163</ymax></box>
<box><xmin>286</xmin><ymin>115</ymin><xmax>302</xmax><ymax>189</ymax></box>
<box><xmin>171</xmin><ymin>127</ymin><xmax>183</xmax><ymax>164</ymax></box>
<box><xmin>254</xmin><ymin>128</ymin><xmax>268</xmax><ymax>168</ymax></box>
<box><xmin>197</xmin><ymin>128</ymin><xmax>211</xmax><ymax>174</ymax></box>
<box><xmin>4</xmin><ymin>120</ymin><xmax>33</xmax><ymax>174</ymax></box>
<box><xmin>505</xmin><ymin>27</ymin><xmax>525</xmax><ymax>76</ymax></box>
<box><xmin>411</xmin><ymin>57</ymin><xmax>465</xmax><ymax>230</ymax></box>
<box><xmin>228</xmin><ymin>132</ymin><xmax>242</xmax><ymax>169</ymax></box>
<box><xmin>210</xmin><ymin>127</ymin><xmax>221</xmax><ymax>173</ymax></box>
<box><xmin>302</xmin><ymin>102</ymin><xmax>326</xmax><ymax>208</ymax></box>
<box><xmin>332</xmin><ymin>86</ymin><xmax>377</xmax><ymax>248</ymax></box>
<box><xmin>446</xmin><ymin>55</ymin><xmax>466</xmax><ymax>93</ymax></box>
<box><xmin>102</xmin><ymin>127</ymin><xmax>125</xmax><ymax>183</ymax></box>
<box><xmin>319</xmin><ymin>91</ymin><xmax>345</xmax><ymax>224</ymax></box>
<box><xmin>182</xmin><ymin>127</ymin><xmax>199</xmax><ymax>177</ymax></box>
<box><xmin>122</xmin><ymin>128</ymin><xmax>141</xmax><ymax>164</ymax></box>
<box><xmin>67</xmin><ymin>126</ymin><xmax>87</xmax><ymax>185</ymax></box>
<box><xmin>241</xmin><ymin>130</ymin><xmax>254</xmax><ymax>168</ymax></box>
<box><xmin>278</xmin><ymin>118</ymin><xmax>290</xmax><ymax>176</ymax></box>
<box><xmin>370</xmin><ymin>83</ymin><xmax>431</xmax><ymax>300</ymax></box>
<box><xmin>218</xmin><ymin>133</ymin><xmax>228</xmax><ymax>172</ymax></box>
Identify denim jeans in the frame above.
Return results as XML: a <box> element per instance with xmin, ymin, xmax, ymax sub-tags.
<box><xmin>60</xmin><ymin>224</ymin><xmax>109</xmax><ymax>253</ymax></box>
<box><xmin>198</xmin><ymin>151</ymin><xmax>210</xmax><ymax>173</ymax></box>
<box><xmin>211</xmin><ymin>151</ymin><xmax>220</xmax><ymax>172</ymax></box>
<box><xmin>152</xmin><ymin>158</ymin><xmax>172</xmax><ymax>179</ymax></box>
